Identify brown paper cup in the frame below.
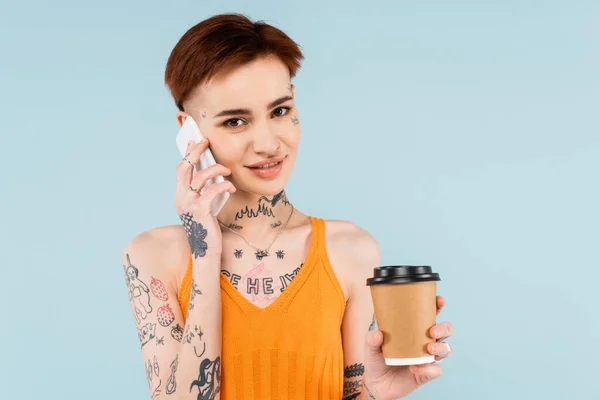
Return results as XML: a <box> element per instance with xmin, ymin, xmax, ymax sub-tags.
<box><xmin>367</xmin><ymin>265</ymin><xmax>440</xmax><ymax>366</ymax></box>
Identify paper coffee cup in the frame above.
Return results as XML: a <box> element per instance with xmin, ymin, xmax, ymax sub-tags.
<box><xmin>366</xmin><ymin>265</ymin><xmax>440</xmax><ymax>366</ymax></box>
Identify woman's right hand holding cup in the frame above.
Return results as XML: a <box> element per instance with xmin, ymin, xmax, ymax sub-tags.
<box><xmin>174</xmin><ymin>138</ymin><xmax>236</xmax><ymax>259</ymax></box>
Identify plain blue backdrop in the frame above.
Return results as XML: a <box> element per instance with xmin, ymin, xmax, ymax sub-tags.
<box><xmin>1</xmin><ymin>1</ymin><xmax>598</xmax><ymax>399</ymax></box>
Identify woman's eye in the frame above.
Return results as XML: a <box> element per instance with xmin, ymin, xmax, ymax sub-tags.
<box><xmin>272</xmin><ymin>107</ymin><xmax>290</xmax><ymax>118</ymax></box>
<box><xmin>224</xmin><ymin>119</ymin><xmax>244</xmax><ymax>128</ymax></box>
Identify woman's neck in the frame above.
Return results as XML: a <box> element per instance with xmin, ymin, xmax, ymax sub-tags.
<box><xmin>216</xmin><ymin>190</ymin><xmax>293</xmax><ymax>237</ymax></box>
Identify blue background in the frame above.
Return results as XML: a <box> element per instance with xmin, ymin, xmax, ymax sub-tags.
<box><xmin>1</xmin><ymin>0</ymin><xmax>598</xmax><ymax>399</ymax></box>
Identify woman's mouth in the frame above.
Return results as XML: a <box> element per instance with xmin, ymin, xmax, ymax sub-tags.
<box><xmin>246</xmin><ymin>157</ymin><xmax>285</xmax><ymax>180</ymax></box>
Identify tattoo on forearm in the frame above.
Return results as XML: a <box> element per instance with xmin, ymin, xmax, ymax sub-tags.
<box><xmin>291</xmin><ymin>116</ymin><xmax>299</xmax><ymax>126</ymax></box>
<box><xmin>190</xmin><ymin>356</ymin><xmax>221</xmax><ymax>399</ymax></box>
<box><xmin>157</xmin><ymin>304</ymin><xmax>175</xmax><ymax>327</ymax></box>
<box><xmin>166</xmin><ymin>355</ymin><xmax>178</xmax><ymax>395</ymax></box>
<box><xmin>271</xmin><ymin>220</ymin><xmax>282</xmax><ymax>228</ymax></box>
<box><xmin>180</xmin><ymin>213</ymin><xmax>208</xmax><ymax>258</ymax></box>
<box><xmin>343</xmin><ymin>364</ymin><xmax>366</xmax><ymax>400</ymax></box>
<box><xmin>234</xmin><ymin>249</ymin><xmax>243</xmax><ymax>259</ymax></box>
<box><xmin>138</xmin><ymin>322</ymin><xmax>157</xmax><ymax>348</ymax></box>
<box><xmin>189</xmin><ymin>279</ymin><xmax>202</xmax><ymax>311</ymax></box>
<box><xmin>369</xmin><ymin>314</ymin><xmax>377</xmax><ymax>331</ymax></box>
<box><xmin>183</xmin><ymin>324</ymin><xmax>204</xmax><ymax>344</ymax></box>
<box><xmin>124</xmin><ymin>254</ymin><xmax>153</xmax><ymax>324</ymax></box>
<box><xmin>344</xmin><ymin>380</ymin><xmax>363</xmax><ymax>392</ymax></box>
<box><xmin>344</xmin><ymin>363</ymin><xmax>365</xmax><ymax>379</ymax></box>
<box><xmin>171</xmin><ymin>323</ymin><xmax>184</xmax><ymax>342</ymax></box>
<box><xmin>276</xmin><ymin>250</ymin><xmax>285</xmax><ymax>259</ymax></box>
<box><xmin>228</xmin><ymin>223</ymin><xmax>243</xmax><ymax>230</ymax></box>
<box><xmin>364</xmin><ymin>383</ymin><xmax>376</xmax><ymax>399</ymax></box>
<box><xmin>343</xmin><ymin>380</ymin><xmax>364</xmax><ymax>399</ymax></box>
<box><xmin>156</xmin><ymin>336</ymin><xmax>164</xmax><ymax>345</ymax></box>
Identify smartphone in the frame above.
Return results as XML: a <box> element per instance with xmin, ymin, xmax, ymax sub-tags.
<box><xmin>175</xmin><ymin>116</ymin><xmax>229</xmax><ymax>216</ymax></box>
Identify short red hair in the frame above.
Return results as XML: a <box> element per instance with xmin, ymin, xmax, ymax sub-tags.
<box><xmin>164</xmin><ymin>13</ymin><xmax>304</xmax><ymax>111</ymax></box>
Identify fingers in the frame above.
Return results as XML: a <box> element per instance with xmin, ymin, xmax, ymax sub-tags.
<box><xmin>363</xmin><ymin>330</ymin><xmax>387</xmax><ymax>380</ymax></box>
<box><xmin>365</xmin><ymin>330</ymin><xmax>383</xmax><ymax>350</ymax></box>
<box><xmin>176</xmin><ymin>139</ymin><xmax>210</xmax><ymax>187</ymax></box>
<box><xmin>436</xmin><ymin>296</ymin><xmax>446</xmax><ymax>315</ymax></box>
<box><xmin>430</xmin><ymin>321</ymin><xmax>454</xmax><ymax>341</ymax></box>
<box><xmin>427</xmin><ymin>341</ymin><xmax>452</xmax><ymax>359</ymax></box>
<box><xmin>201</xmin><ymin>180</ymin><xmax>236</xmax><ymax>203</ymax></box>
<box><xmin>409</xmin><ymin>363</ymin><xmax>443</xmax><ymax>386</ymax></box>
<box><xmin>189</xmin><ymin>164</ymin><xmax>232</xmax><ymax>193</ymax></box>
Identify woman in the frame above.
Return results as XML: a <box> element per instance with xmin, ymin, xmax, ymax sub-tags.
<box><xmin>122</xmin><ymin>13</ymin><xmax>454</xmax><ymax>400</ymax></box>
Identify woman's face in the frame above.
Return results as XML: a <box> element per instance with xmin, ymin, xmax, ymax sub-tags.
<box><xmin>177</xmin><ymin>55</ymin><xmax>300</xmax><ymax>197</ymax></box>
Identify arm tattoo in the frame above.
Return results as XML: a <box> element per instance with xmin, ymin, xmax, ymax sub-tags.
<box><xmin>124</xmin><ymin>254</ymin><xmax>152</xmax><ymax>324</ymax></box>
<box><xmin>146</xmin><ymin>357</ymin><xmax>162</xmax><ymax>399</ymax></box>
<box><xmin>188</xmin><ymin>279</ymin><xmax>202</xmax><ymax>311</ymax></box>
<box><xmin>190</xmin><ymin>355</ymin><xmax>221</xmax><ymax>399</ymax></box>
<box><xmin>343</xmin><ymin>363</ymin><xmax>366</xmax><ymax>399</ymax></box>
<box><xmin>157</xmin><ymin>304</ymin><xmax>175</xmax><ymax>327</ymax></box>
<box><xmin>138</xmin><ymin>322</ymin><xmax>157</xmax><ymax>348</ymax></box>
<box><xmin>166</xmin><ymin>355</ymin><xmax>178</xmax><ymax>395</ymax></box>
<box><xmin>364</xmin><ymin>383</ymin><xmax>377</xmax><ymax>399</ymax></box>
<box><xmin>171</xmin><ymin>323</ymin><xmax>184</xmax><ymax>342</ymax></box>
<box><xmin>369</xmin><ymin>314</ymin><xmax>377</xmax><ymax>331</ymax></box>
<box><xmin>344</xmin><ymin>363</ymin><xmax>365</xmax><ymax>378</ymax></box>
<box><xmin>179</xmin><ymin>213</ymin><xmax>208</xmax><ymax>258</ymax></box>
<box><xmin>150</xmin><ymin>276</ymin><xmax>169</xmax><ymax>301</ymax></box>
<box><xmin>342</xmin><ymin>380</ymin><xmax>364</xmax><ymax>399</ymax></box>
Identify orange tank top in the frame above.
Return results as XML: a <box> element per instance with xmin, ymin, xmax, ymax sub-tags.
<box><xmin>177</xmin><ymin>216</ymin><xmax>346</xmax><ymax>399</ymax></box>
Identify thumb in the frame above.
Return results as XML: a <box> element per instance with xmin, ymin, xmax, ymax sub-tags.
<box><xmin>364</xmin><ymin>330</ymin><xmax>387</xmax><ymax>379</ymax></box>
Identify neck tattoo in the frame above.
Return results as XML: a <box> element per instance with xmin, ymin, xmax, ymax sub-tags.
<box><xmin>219</xmin><ymin>204</ymin><xmax>294</xmax><ymax>260</ymax></box>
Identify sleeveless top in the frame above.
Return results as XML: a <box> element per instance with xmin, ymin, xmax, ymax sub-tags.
<box><xmin>177</xmin><ymin>216</ymin><xmax>346</xmax><ymax>399</ymax></box>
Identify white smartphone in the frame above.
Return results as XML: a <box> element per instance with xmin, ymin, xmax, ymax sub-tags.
<box><xmin>175</xmin><ymin>116</ymin><xmax>229</xmax><ymax>216</ymax></box>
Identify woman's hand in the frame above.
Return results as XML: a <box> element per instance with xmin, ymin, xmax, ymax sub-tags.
<box><xmin>362</xmin><ymin>296</ymin><xmax>454</xmax><ymax>399</ymax></box>
<box><xmin>174</xmin><ymin>138</ymin><xmax>236</xmax><ymax>258</ymax></box>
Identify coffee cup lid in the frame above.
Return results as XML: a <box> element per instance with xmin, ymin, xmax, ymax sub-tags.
<box><xmin>366</xmin><ymin>265</ymin><xmax>440</xmax><ymax>286</ymax></box>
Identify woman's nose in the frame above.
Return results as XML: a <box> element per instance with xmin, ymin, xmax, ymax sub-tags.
<box><xmin>251</xmin><ymin>124</ymin><xmax>281</xmax><ymax>155</ymax></box>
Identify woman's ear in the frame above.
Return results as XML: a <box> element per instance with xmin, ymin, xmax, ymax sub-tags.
<box><xmin>176</xmin><ymin>111</ymin><xmax>189</xmax><ymax>128</ymax></box>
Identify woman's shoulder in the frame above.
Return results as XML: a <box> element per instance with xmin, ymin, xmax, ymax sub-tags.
<box><xmin>122</xmin><ymin>224</ymin><xmax>190</xmax><ymax>277</ymax></box>
<box><xmin>321</xmin><ymin>218</ymin><xmax>381</xmax><ymax>269</ymax></box>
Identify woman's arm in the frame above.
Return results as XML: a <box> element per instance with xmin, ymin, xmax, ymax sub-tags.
<box><xmin>336</xmin><ymin>225</ymin><xmax>381</xmax><ymax>400</ymax></box>
<box><xmin>122</xmin><ymin>228</ymin><xmax>222</xmax><ymax>400</ymax></box>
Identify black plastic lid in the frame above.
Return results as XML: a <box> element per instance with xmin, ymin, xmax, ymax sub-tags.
<box><xmin>366</xmin><ymin>265</ymin><xmax>440</xmax><ymax>286</ymax></box>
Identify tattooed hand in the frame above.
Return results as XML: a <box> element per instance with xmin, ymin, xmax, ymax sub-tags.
<box><xmin>175</xmin><ymin>138</ymin><xmax>236</xmax><ymax>258</ymax></box>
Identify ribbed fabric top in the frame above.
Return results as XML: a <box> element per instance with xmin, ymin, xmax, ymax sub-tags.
<box><xmin>177</xmin><ymin>216</ymin><xmax>346</xmax><ymax>399</ymax></box>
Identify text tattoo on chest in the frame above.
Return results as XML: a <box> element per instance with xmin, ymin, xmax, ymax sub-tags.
<box><xmin>221</xmin><ymin>263</ymin><xmax>303</xmax><ymax>295</ymax></box>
